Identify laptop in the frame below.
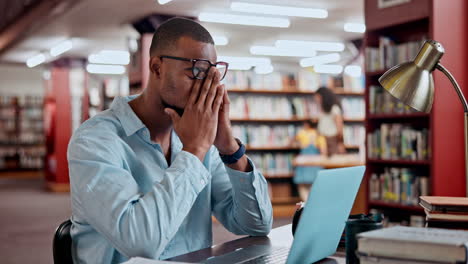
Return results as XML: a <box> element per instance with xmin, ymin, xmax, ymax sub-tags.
<box><xmin>203</xmin><ymin>166</ymin><xmax>366</xmax><ymax>264</ymax></box>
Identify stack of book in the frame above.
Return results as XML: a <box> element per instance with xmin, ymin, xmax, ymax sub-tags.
<box><xmin>358</xmin><ymin>226</ymin><xmax>468</xmax><ymax>263</ymax></box>
<box><xmin>420</xmin><ymin>196</ymin><xmax>468</xmax><ymax>230</ymax></box>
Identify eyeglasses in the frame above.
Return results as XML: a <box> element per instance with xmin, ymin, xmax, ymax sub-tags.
<box><xmin>160</xmin><ymin>55</ymin><xmax>229</xmax><ymax>81</ymax></box>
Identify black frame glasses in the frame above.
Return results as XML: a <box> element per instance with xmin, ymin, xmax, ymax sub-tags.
<box><xmin>160</xmin><ymin>55</ymin><xmax>229</xmax><ymax>81</ymax></box>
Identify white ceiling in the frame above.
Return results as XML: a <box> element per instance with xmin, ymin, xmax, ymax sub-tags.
<box><xmin>0</xmin><ymin>0</ymin><xmax>364</xmax><ymax>66</ymax></box>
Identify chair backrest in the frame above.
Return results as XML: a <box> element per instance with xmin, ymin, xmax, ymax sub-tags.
<box><xmin>53</xmin><ymin>219</ymin><xmax>73</xmax><ymax>264</ymax></box>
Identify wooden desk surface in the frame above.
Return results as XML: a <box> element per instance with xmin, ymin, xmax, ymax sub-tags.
<box><xmin>293</xmin><ymin>154</ymin><xmax>364</xmax><ymax>169</ymax></box>
<box><xmin>167</xmin><ymin>224</ymin><xmax>345</xmax><ymax>263</ymax></box>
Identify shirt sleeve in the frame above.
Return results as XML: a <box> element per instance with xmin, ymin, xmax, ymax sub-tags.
<box><xmin>331</xmin><ymin>104</ymin><xmax>342</xmax><ymax>116</ymax></box>
<box><xmin>68</xmin><ymin>134</ymin><xmax>210</xmax><ymax>259</ymax></box>
<box><xmin>210</xmin><ymin>148</ymin><xmax>273</xmax><ymax>236</ymax></box>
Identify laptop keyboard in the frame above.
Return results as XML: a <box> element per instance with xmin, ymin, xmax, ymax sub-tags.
<box><xmin>241</xmin><ymin>247</ymin><xmax>290</xmax><ymax>264</ymax></box>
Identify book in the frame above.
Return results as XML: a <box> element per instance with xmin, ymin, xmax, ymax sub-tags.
<box><xmin>420</xmin><ymin>196</ymin><xmax>468</xmax><ymax>213</ymax></box>
<box><xmin>358</xmin><ymin>226</ymin><xmax>468</xmax><ymax>263</ymax></box>
<box><xmin>424</xmin><ymin>210</ymin><xmax>468</xmax><ymax>221</ymax></box>
<box><xmin>367</xmin><ymin>124</ymin><xmax>429</xmax><ymax>161</ymax></box>
<box><xmin>359</xmin><ymin>255</ymin><xmax>437</xmax><ymax>264</ymax></box>
<box><xmin>426</xmin><ymin>219</ymin><xmax>468</xmax><ymax>230</ymax></box>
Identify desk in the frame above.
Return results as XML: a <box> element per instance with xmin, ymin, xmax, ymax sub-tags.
<box><xmin>167</xmin><ymin>224</ymin><xmax>345</xmax><ymax>263</ymax></box>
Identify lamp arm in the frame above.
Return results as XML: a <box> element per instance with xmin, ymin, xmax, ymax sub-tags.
<box><xmin>435</xmin><ymin>63</ymin><xmax>468</xmax><ymax>112</ymax></box>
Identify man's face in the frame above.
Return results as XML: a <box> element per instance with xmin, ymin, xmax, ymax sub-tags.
<box><xmin>156</xmin><ymin>36</ymin><xmax>217</xmax><ymax>115</ymax></box>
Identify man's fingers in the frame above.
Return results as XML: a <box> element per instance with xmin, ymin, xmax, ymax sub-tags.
<box><xmin>205</xmin><ymin>70</ymin><xmax>221</xmax><ymax>109</ymax></box>
<box><xmin>223</xmin><ymin>87</ymin><xmax>230</xmax><ymax>105</ymax></box>
<box><xmin>187</xmin><ymin>78</ymin><xmax>202</xmax><ymax>106</ymax></box>
<box><xmin>164</xmin><ymin>108</ymin><xmax>180</xmax><ymax>123</ymax></box>
<box><xmin>196</xmin><ymin>67</ymin><xmax>216</xmax><ymax>107</ymax></box>
<box><xmin>213</xmin><ymin>84</ymin><xmax>224</xmax><ymax>113</ymax></box>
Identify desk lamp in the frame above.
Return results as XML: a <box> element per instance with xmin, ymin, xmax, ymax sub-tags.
<box><xmin>378</xmin><ymin>40</ymin><xmax>468</xmax><ymax>196</ymax></box>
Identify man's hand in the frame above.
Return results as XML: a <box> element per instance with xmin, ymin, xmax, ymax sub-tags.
<box><xmin>165</xmin><ymin>68</ymin><xmax>224</xmax><ymax>161</ymax></box>
<box><xmin>214</xmin><ymin>87</ymin><xmax>238</xmax><ymax>155</ymax></box>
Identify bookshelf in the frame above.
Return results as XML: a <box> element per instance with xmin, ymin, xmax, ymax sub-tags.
<box><xmin>0</xmin><ymin>95</ymin><xmax>46</xmax><ymax>173</ymax></box>
<box><xmin>226</xmin><ymin>69</ymin><xmax>365</xmax><ymax>218</ymax></box>
<box><xmin>364</xmin><ymin>0</ymin><xmax>468</xmax><ymax>225</ymax></box>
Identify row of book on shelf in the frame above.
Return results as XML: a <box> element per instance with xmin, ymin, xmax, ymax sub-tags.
<box><xmin>365</xmin><ymin>37</ymin><xmax>426</xmax><ymax>72</ymax></box>
<box><xmin>0</xmin><ymin>145</ymin><xmax>46</xmax><ymax>169</ymax></box>
<box><xmin>229</xmin><ymin>95</ymin><xmax>365</xmax><ymax>120</ymax></box>
<box><xmin>368</xmin><ymin>167</ymin><xmax>429</xmax><ymax>206</ymax></box>
<box><xmin>368</xmin><ymin>85</ymin><xmax>416</xmax><ymax>114</ymax></box>
<box><xmin>0</xmin><ymin>95</ymin><xmax>43</xmax><ymax>107</ymax></box>
<box><xmin>367</xmin><ymin>123</ymin><xmax>429</xmax><ymax>161</ymax></box>
<box><xmin>232</xmin><ymin>124</ymin><xmax>365</xmax><ymax>148</ymax></box>
<box><xmin>223</xmin><ymin>68</ymin><xmax>364</xmax><ymax>92</ymax></box>
<box><xmin>249</xmin><ymin>153</ymin><xmax>295</xmax><ymax>176</ymax></box>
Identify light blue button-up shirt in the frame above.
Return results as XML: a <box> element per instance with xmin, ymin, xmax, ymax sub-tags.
<box><xmin>67</xmin><ymin>96</ymin><xmax>273</xmax><ymax>264</ymax></box>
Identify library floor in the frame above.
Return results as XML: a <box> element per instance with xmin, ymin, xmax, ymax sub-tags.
<box><xmin>0</xmin><ymin>177</ymin><xmax>291</xmax><ymax>264</ymax></box>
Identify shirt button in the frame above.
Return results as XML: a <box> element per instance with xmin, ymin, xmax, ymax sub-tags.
<box><xmin>200</xmin><ymin>179</ymin><xmax>205</xmax><ymax>185</ymax></box>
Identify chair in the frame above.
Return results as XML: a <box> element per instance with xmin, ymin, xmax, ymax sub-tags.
<box><xmin>53</xmin><ymin>219</ymin><xmax>73</xmax><ymax>264</ymax></box>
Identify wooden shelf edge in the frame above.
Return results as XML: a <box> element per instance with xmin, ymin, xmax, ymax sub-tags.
<box><xmin>264</xmin><ymin>174</ymin><xmax>294</xmax><ymax>179</ymax></box>
<box><xmin>367</xmin><ymin>159</ymin><xmax>431</xmax><ymax>166</ymax></box>
<box><xmin>227</xmin><ymin>88</ymin><xmax>364</xmax><ymax>96</ymax></box>
<box><xmin>247</xmin><ymin>145</ymin><xmax>300</xmax><ymax>151</ymax></box>
<box><xmin>228</xmin><ymin>89</ymin><xmax>315</xmax><ymax>95</ymax></box>
<box><xmin>367</xmin><ymin>113</ymin><xmax>430</xmax><ymax>119</ymax></box>
<box><xmin>368</xmin><ymin>200</ymin><xmax>424</xmax><ymax>212</ymax></box>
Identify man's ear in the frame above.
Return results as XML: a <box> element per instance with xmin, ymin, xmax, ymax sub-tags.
<box><xmin>149</xmin><ymin>56</ymin><xmax>161</xmax><ymax>77</ymax></box>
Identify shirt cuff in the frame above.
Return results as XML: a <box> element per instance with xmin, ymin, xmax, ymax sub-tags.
<box><xmin>174</xmin><ymin>151</ymin><xmax>211</xmax><ymax>194</ymax></box>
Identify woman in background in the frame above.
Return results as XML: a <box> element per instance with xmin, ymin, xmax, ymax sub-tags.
<box><xmin>315</xmin><ymin>87</ymin><xmax>345</xmax><ymax>155</ymax></box>
<box><xmin>293</xmin><ymin>120</ymin><xmax>327</xmax><ymax>201</ymax></box>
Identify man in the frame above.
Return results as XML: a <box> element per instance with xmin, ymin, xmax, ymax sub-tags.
<box><xmin>67</xmin><ymin>17</ymin><xmax>273</xmax><ymax>264</ymax></box>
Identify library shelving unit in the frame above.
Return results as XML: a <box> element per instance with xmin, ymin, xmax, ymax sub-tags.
<box><xmin>229</xmin><ymin>86</ymin><xmax>365</xmax><ymax>217</ymax></box>
<box><xmin>0</xmin><ymin>95</ymin><xmax>46</xmax><ymax>177</ymax></box>
<box><xmin>364</xmin><ymin>0</ymin><xmax>468</xmax><ymax>224</ymax></box>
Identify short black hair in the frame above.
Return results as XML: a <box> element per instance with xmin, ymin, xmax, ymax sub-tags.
<box><xmin>316</xmin><ymin>87</ymin><xmax>342</xmax><ymax>113</ymax></box>
<box><xmin>149</xmin><ymin>17</ymin><xmax>214</xmax><ymax>56</ymax></box>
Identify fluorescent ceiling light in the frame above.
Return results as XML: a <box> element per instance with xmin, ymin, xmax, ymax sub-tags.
<box><xmin>230</xmin><ymin>2</ymin><xmax>327</xmax><ymax>18</ymax></box>
<box><xmin>218</xmin><ymin>56</ymin><xmax>271</xmax><ymax>67</ymax></box>
<box><xmin>86</xmin><ymin>64</ymin><xmax>126</xmax><ymax>75</ymax></box>
<box><xmin>26</xmin><ymin>53</ymin><xmax>46</xmax><ymax>68</ymax></box>
<box><xmin>213</xmin><ymin>35</ymin><xmax>229</xmax><ymax>46</ymax></box>
<box><xmin>344</xmin><ymin>65</ymin><xmax>362</xmax><ymax>77</ymax></box>
<box><xmin>228</xmin><ymin>63</ymin><xmax>253</xmax><ymax>71</ymax></box>
<box><xmin>300</xmin><ymin>53</ymin><xmax>341</xmax><ymax>67</ymax></box>
<box><xmin>158</xmin><ymin>0</ymin><xmax>173</xmax><ymax>4</ymax></box>
<box><xmin>255</xmin><ymin>64</ymin><xmax>274</xmax><ymax>74</ymax></box>
<box><xmin>250</xmin><ymin>45</ymin><xmax>316</xmax><ymax>57</ymax></box>
<box><xmin>50</xmin><ymin>40</ymin><xmax>73</xmax><ymax>57</ymax></box>
<box><xmin>88</xmin><ymin>50</ymin><xmax>130</xmax><ymax>65</ymax></box>
<box><xmin>199</xmin><ymin>12</ymin><xmax>290</xmax><ymax>28</ymax></box>
<box><xmin>314</xmin><ymin>64</ymin><xmax>343</xmax><ymax>74</ymax></box>
<box><xmin>344</xmin><ymin>23</ymin><xmax>366</xmax><ymax>33</ymax></box>
<box><xmin>276</xmin><ymin>40</ymin><xmax>345</xmax><ymax>52</ymax></box>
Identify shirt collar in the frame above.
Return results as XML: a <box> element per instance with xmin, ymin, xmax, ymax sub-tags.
<box><xmin>110</xmin><ymin>95</ymin><xmax>146</xmax><ymax>136</ymax></box>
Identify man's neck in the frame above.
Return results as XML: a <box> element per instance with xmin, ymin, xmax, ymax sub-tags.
<box><xmin>129</xmin><ymin>92</ymin><xmax>172</xmax><ymax>145</ymax></box>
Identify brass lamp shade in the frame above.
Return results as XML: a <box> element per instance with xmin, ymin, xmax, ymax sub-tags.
<box><xmin>378</xmin><ymin>40</ymin><xmax>445</xmax><ymax>113</ymax></box>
